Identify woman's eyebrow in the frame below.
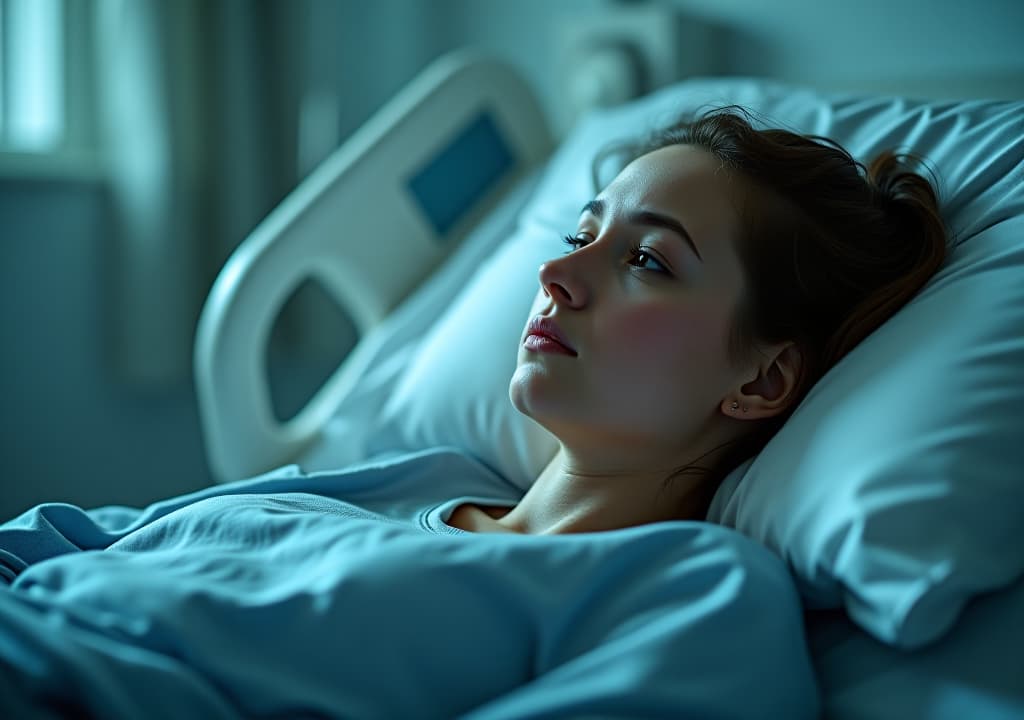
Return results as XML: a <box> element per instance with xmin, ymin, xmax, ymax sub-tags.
<box><xmin>580</xmin><ymin>199</ymin><xmax>703</xmax><ymax>262</ymax></box>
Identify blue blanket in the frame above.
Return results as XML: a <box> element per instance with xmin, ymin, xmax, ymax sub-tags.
<box><xmin>0</xmin><ymin>448</ymin><xmax>818</xmax><ymax>718</ymax></box>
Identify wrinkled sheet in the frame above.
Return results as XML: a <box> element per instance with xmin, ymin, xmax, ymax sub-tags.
<box><xmin>0</xmin><ymin>452</ymin><xmax>818</xmax><ymax>718</ymax></box>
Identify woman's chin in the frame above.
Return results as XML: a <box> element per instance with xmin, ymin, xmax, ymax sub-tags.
<box><xmin>508</xmin><ymin>376</ymin><xmax>552</xmax><ymax>427</ymax></box>
<box><xmin>508</xmin><ymin>377</ymin><xmax>530</xmax><ymax>418</ymax></box>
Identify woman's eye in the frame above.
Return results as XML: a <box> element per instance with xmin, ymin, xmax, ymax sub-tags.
<box><xmin>562</xmin><ymin>233</ymin><xmax>591</xmax><ymax>252</ymax></box>
<box><xmin>630</xmin><ymin>248</ymin><xmax>670</xmax><ymax>275</ymax></box>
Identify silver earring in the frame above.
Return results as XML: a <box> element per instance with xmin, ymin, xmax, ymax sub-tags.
<box><xmin>730</xmin><ymin>401</ymin><xmax>739</xmax><ymax>411</ymax></box>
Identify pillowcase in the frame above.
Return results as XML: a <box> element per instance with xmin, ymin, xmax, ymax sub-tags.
<box><xmin>370</xmin><ymin>219</ymin><xmax>561</xmax><ymax>490</ymax></box>
<box><xmin>358</xmin><ymin>76</ymin><xmax>1024</xmax><ymax>650</ymax></box>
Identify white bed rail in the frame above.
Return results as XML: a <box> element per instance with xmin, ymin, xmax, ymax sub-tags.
<box><xmin>194</xmin><ymin>49</ymin><xmax>551</xmax><ymax>482</ymax></box>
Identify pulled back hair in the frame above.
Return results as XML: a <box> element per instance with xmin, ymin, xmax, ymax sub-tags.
<box><xmin>599</xmin><ymin>106</ymin><xmax>950</xmax><ymax>510</ymax></box>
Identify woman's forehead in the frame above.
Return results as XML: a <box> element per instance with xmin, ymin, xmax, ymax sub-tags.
<box><xmin>603</xmin><ymin>146</ymin><xmax>735</xmax><ymax>207</ymax></box>
<box><xmin>599</xmin><ymin>145</ymin><xmax>744</xmax><ymax>247</ymax></box>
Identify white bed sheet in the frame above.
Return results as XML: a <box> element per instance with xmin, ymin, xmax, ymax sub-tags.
<box><xmin>808</xmin><ymin>573</ymin><xmax>1024</xmax><ymax>720</ymax></box>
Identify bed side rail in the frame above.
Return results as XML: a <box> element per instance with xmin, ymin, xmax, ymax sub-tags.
<box><xmin>194</xmin><ymin>49</ymin><xmax>551</xmax><ymax>482</ymax></box>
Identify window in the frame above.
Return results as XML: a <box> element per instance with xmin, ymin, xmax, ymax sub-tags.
<box><xmin>1</xmin><ymin>0</ymin><xmax>98</xmax><ymax>177</ymax></box>
<box><xmin>1</xmin><ymin>0</ymin><xmax>64</xmax><ymax>151</ymax></box>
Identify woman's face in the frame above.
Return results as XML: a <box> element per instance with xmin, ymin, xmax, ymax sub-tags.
<box><xmin>509</xmin><ymin>144</ymin><xmax>750</xmax><ymax>464</ymax></box>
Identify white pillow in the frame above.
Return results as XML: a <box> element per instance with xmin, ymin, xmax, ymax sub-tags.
<box><xmin>370</xmin><ymin>219</ymin><xmax>561</xmax><ymax>490</ymax></box>
<box><xmin>366</xmin><ymin>78</ymin><xmax>1024</xmax><ymax>650</ymax></box>
<box><xmin>708</xmin><ymin>215</ymin><xmax>1024</xmax><ymax>648</ymax></box>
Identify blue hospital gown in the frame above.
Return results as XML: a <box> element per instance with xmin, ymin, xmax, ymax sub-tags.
<box><xmin>0</xmin><ymin>447</ymin><xmax>819</xmax><ymax>719</ymax></box>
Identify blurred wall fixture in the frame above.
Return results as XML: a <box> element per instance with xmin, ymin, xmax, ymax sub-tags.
<box><xmin>560</xmin><ymin>2</ymin><xmax>709</xmax><ymax>128</ymax></box>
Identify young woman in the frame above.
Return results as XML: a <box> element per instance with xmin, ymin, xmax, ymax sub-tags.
<box><xmin>450</xmin><ymin>106</ymin><xmax>947</xmax><ymax>534</ymax></box>
<box><xmin>0</xmin><ymin>107</ymin><xmax>946</xmax><ymax>719</ymax></box>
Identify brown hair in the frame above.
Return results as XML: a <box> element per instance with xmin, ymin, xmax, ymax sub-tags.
<box><xmin>601</xmin><ymin>106</ymin><xmax>950</xmax><ymax>509</ymax></box>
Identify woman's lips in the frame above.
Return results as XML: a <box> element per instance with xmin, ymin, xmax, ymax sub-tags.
<box><xmin>524</xmin><ymin>316</ymin><xmax>577</xmax><ymax>357</ymax></box>
<box><xmin>524</xmin><ymin>334</ymin><xmax>576</xmax><ymax>356</ymax></box>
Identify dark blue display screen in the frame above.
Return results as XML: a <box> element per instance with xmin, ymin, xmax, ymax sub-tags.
<box><xmin>406</xmin><ymin>111</ymin><xmax>514</xmax><ymax>238</ymax></box>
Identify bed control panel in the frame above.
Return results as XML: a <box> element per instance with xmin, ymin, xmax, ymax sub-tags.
<box><xmin>406</xmin><ymin>111</ymin><xmax>515</xmax><ymax>239</ymax></box>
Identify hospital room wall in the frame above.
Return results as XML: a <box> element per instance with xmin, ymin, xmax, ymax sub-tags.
<box><xmin>2</xmin><ymin>0</ymin><xmax>1022</xmax><ymax>521</ymax></box>
<box><xmin>670</xmin><ymin>0</ymin><xmax>1024</xmax><ymax>100</ymax></box>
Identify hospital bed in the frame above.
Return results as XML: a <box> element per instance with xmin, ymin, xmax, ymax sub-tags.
<box><xmin>191</xmin><ymin>50</ymin><xmax>1024</xmax><ymax>717</ymax></box>
<box><xmin>133</xmin><ymin>49</ymin><xmax>1024</xmax><ymax>717</ymax></box>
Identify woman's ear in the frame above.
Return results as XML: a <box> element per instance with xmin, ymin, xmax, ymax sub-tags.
<box><xmin>722</xmin><ymin>342</ymin><xmax>803</xmax><ymax>420</ymax></box>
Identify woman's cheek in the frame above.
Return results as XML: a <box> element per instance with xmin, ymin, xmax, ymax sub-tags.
<box><xmin>608</xmin><ymin>305</ymin><xmax>727</xmax><ymax>372</ymax></box>
<box><xmin>613</xmin><ymin>305</ymin><xmax>698</xmax><ymax>348</ymax></box>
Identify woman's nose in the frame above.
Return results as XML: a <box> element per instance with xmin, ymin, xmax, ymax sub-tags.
<box><xmin>538</xmin><ymin>254</ymin><xmax>589</xmax><ymax>309</ymax></box>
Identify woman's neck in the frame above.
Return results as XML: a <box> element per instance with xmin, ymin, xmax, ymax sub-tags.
<box><xmin>485</xmin><ymin>449</ymin><xmax>711</xmax><ymax>535</ymax></box>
